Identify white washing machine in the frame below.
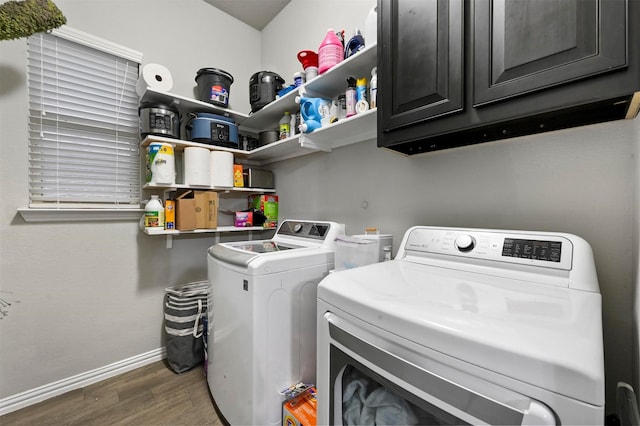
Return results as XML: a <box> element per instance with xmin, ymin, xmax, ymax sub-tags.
<box><xmin>207</xmin><ymin>219</ymin><xmax>345</xmax><ymax>426</ymax></box>
<box><xmin>317</xmin><ymin>226</ymin><xmax>604</xmax><ymax>425</ymax></box>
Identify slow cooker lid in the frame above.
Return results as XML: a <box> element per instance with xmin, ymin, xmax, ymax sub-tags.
<box><xmin>138</xmin><ymin>102</ymin><xmax>179</xmax><ymax>114</ymax></box>
<box><xmin>193</xmin><ymin>112</ymin><xmax>235</xmax><ymax>123</ymax></box>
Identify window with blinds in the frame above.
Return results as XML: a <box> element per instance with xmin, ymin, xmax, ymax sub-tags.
<box><xmin>27</xmin><ymin>27</ymin><xmax>142</xmax><ymax>209</ymax></box>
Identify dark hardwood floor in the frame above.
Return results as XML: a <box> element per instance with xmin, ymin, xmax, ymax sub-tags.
<box><xmin>0</xmin><ymin>361</ymin><xmax>223</xmax><ymax>426</ymax></box>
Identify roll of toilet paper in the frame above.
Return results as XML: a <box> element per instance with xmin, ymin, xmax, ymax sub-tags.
<box><xmin>184</xmin><ymin>147</ymin><xmax>211</xmax><ymax>186</ymax></box>
<box><xmin>136</xmin><ymin>63</ymin><xmax>174</xmax><ymax>96</ymax></box>
<box><xmin>210</xmin><ymin>151</ymin><xmax>234</xmax><ymax>188</ymax></box>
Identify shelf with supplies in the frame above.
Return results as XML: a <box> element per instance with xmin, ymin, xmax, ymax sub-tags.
<box><xmin>141</xmin><ymin>88</ymin><xmax>250</xmax><ymax>124</ymax></box>
<box><xmin>143</xmin><ymin>226</ymin><xmax>267</xmax><ymax>236</ymax></box>
<box><xmin>143</xmin><ymin>225</ymin><xmax>272</xmax><ymax>249</ymax></box>
<box><xmin>139</xmin><ymin>42</ymin><xmax>378</xmax><ymax>165</ymax></box>
<box><xmin>143</xmin><ymin>182</ymin><xmax>276</xmax><ymax>194</ymax></box>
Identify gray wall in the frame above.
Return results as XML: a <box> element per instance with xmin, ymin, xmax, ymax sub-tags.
<box><xmin>0</xmin><ymin>0</ymin><xmax>638</xmax><ymax>417</ymax></box>
<box><xmin>261</xmin><ymin>0</ymin><xmax>640</xmax><ymax>412</ymax></box>
<box><xmin>0</xmin><ymin>0</ymin><xmax>262</xmax><ymax>400</ymax></box>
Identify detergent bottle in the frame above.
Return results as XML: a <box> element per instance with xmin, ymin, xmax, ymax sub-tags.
<box><xmin>344</xmin><ymin>28</ymin><xmax>365</xmax><ymax>59</ymax></box>
<box><xmin>279</xmin><ymin>112</ymin><xmax>291</xmax><ymax>139</ymax></box>
<box><xmin>296</xmin><ymin>96</ymin><xmax>334</xmax><ymax>133</ymax></box>
<box><xmin>318</xmin><ymin>28</ymin><xmax>343</xmax><ymax>74</ymax></box>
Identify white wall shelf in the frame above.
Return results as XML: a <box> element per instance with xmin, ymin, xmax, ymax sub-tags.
<box><xmin>141</xmin><ymin>88</ymin><xmax>249</xmax><ymax>124</ymax></box>
<box><xmin>144</xmin><ymin>226</ymin><xmax>272</xmax><ymax>248</ymax></box>
<box><xmin>141</xmin><ymin>43</ymin><xmax>377</xmax><ymax>240</ymax></box>
<box><xmin>143</xmin><ymin>183</ymin><xmax>276</xmax><ymax>193</ymax></box>
<box><xmin>140</xmin><ymin>43</ymin><xmax>378</xmax><ymax>166</ymax></box>
<box><xmin>143</xmin><ymin>226</ymin><xmax>266</xmax><ymax>235</ymax></box>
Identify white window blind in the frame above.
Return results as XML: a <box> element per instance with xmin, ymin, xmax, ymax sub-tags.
<box><xmin>27</xmin><ymin>27</ymin><xmax>142</xmax><ymax>209</ymax></box>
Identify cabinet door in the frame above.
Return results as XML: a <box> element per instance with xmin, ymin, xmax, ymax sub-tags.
<box><xmin>379</xmin><ymin>0</ymin><xmax>464</xmax><ymax>131</ymax></box>
<box><xmin>474</xmin><ymin>0</ymin><xmax>628</xmax><ymax>106</ymax></box>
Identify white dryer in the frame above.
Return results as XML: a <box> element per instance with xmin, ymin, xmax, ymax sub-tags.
<box><xmin>317</xmin><ymin>226</ymin><xmax>604</xmax><ymax>425</ymax></box>
<box><xmin>207</xmin><ymin>219</ymin><xmax>345</xmax><ymax>426</ymax></box>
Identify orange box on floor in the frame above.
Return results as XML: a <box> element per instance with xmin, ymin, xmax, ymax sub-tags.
<box><xmin>282</xmin><ymin>387</ymin><xmax>316</xmax><ymax>426</ymax></box>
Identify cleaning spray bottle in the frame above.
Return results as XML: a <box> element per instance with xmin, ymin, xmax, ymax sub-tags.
<box><xmin>318</xmin><ymin>28</ymin><xmax>343</xmax><ymax>74</ymax></box>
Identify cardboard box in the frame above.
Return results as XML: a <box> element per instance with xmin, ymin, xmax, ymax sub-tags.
<box><xmin>176</xmin><ymin>190</ymin><xmax>196</xmax><ymax>231</ymax></box>
<box><xmin>205</xmin><ymin>191</ymin><xmax>218</xmax><ymax>229</ymax></box>
<box><xmin>195</xmin><ymin>191</ymin><xmax>219</xmax><ymax>229</ymax></box>
<box><xmin>282</xmin><ymin>388</ymin><xmax>316</xmax><ymax>426</ymax></box>
<box><xmin>249</xmin><ymin>194</ymin><xmax>278</xmax><ymax>228</ymax></box>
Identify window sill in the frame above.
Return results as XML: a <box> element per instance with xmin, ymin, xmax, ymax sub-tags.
<box><xmin>18</xmin><ymin>208</ymin><xmax>144</xmax><ymax>223</ymax></box>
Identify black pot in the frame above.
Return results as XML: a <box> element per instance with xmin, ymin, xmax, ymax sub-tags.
<box><xmin>258</xmin><ymin>130</ymin><xmax>279</xmax><ymax>146</ymax></box>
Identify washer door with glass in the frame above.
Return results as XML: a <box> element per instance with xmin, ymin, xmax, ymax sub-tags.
<box><xmin>321</xmin><ymin>311</ymin><xmax>557</xmax><ymax>426</ymax></box>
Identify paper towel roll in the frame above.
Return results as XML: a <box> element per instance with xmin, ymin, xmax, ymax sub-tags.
<box><xmin>211</xmin><ymin>151</ymin><xmax>234</xmax><ymax>188</ymax></box>
<box><xmin>136</xmin><ymin>63</ymin><xmax>174</xmax><ymax>96</ymax></box>
<box><xmin>184</xmin><ymin>147</ymin><xmax>211</xmax><ymax>186</ymax></box>
<box><xmin>147</xmin><ymin>142</ymin><xmax>175</xmax><ymax>185</ymax></box>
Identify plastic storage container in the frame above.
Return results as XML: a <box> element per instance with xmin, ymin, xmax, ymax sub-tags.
<box><xmin>334</xmin><ymin>235</ymin><xmax>378</xmax><ymax>271</ymax></box>
<box><xmin>352</xmin><ymin>233</ymin><xmax>393</xmax><ymax>262</ymax></box>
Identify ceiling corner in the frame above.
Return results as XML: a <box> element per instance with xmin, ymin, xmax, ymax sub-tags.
<box><xmin>202</xmin><ymin>0</ymin><xmax>291</xmax><ymax>31</ymax></box>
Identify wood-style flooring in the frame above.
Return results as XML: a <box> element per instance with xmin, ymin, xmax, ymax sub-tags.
<box><xmin>0</xmin><ymin>361</ymin><xmax>224</xmax><ymax>426</ymax></box>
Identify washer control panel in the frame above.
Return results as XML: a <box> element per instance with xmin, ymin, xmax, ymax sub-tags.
<box><xmin>277</xmin><ymin>220</ymin><xmax>337</xmax><ymax>241</ymax></box>
<box><xmin>403</xmin><ymin>227</ymin><xmax>573</xmax><ymax>270</ymax></box>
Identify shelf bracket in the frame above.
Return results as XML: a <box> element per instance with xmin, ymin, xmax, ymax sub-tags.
<box><xmin>166</xmin><ymin>234</ymin><xmax>173</xmax><ymax>249</ymax></box>
<box><xmin>299</xmin><ymin>134</ymin><xmax>332</xmax><ymax>152</ymax></box>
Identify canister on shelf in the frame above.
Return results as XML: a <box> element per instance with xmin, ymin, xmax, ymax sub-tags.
<box><xmin>165</xmin><ymin>199</ymin><xmax>175</xmax><ymax>230</ymax></box>
<box><xmin>356</xmin><ymin>77</ymin><xmax>367</xmax><ymax>103</ymax></box>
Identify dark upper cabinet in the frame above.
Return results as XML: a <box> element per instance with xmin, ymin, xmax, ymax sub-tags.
<box><xmin>474</xmin><ymin>0</ymin><xmax>628</xmax><ymax>105</ymax></box>
<box><xmin>378</xmin><ymin>0</ymin><xmax>640</xmax><ymax>155</ymax></box>
<box><xmin>379</xmin><ymin>0</ymin><xmax>464</xmax><ymax>131</ymax></box>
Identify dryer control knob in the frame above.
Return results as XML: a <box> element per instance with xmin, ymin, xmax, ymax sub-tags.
<box><xmin>455</xmin><ymin>234</ymin><xmax>475</xmax><ymax>252</ymax></box>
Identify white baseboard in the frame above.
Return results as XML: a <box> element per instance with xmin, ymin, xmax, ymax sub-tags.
<box><xmin>0</xmin><ymin>348</ymin><xmax>166</xmax><ymax>416</ymax></box>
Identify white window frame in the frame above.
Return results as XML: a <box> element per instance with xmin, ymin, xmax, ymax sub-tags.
<box><xmin>19</xmin><ymin>26</ymin><xmax>144</xmax><ymax>223</ymax></box>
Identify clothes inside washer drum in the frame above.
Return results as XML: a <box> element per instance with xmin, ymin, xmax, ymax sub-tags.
<box><xmin>342</xmin><ymin>367</ymin><xmax>418</xmax><ymax>426</ymax></box>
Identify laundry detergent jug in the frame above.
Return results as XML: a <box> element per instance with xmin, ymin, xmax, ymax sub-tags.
<box><xmin>296</xmin><ymin>96</ymin><xmax>337</xmax><ymax>133</ymax></box>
